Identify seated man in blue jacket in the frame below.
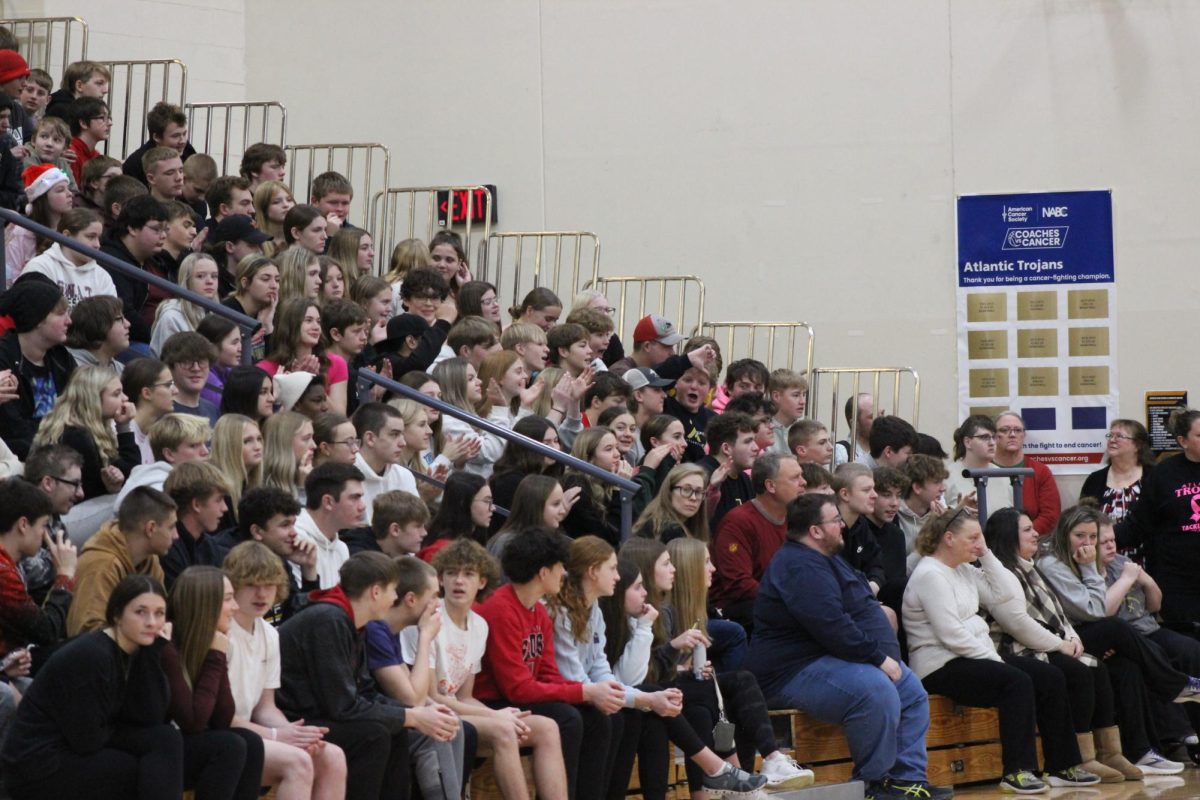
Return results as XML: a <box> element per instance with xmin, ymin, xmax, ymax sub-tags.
<box><xmin>747</xmin><ymin>493</ymin><xmax>952</xmax><ymax>800</ymax></box>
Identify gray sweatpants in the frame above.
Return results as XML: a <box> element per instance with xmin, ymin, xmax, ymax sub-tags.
<box><xmin>409</xmin><ymin>724</ymin><xmax>465</xmax><ymax>799</ymax></box>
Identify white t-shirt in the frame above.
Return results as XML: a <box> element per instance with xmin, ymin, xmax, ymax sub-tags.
<box><xmin>399</xmin><ymin>603</ymin><xmax>488</xmax><ymax>698</ymax></box>
<box><xmin>227</xmin><ymin>617</ymin><xmax>281</xmax><ymax>720</ymax></box>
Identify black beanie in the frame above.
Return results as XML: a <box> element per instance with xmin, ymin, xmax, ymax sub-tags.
<box><xmin>0</xmin><ymin>275</ymin><xmax>64</xmax><ymax>333</ymax></box>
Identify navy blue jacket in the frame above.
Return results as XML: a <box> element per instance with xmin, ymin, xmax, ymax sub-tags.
<box><xmin>748</xmin><ymin>539</ymin><xmax>900</xmax><ymax>699</ymax></box>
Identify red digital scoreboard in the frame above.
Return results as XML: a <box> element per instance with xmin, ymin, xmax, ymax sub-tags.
<box><xmin>436</xmin><ymin>185</ymin><xmax>498</xmax><ymax>226</ymax></box>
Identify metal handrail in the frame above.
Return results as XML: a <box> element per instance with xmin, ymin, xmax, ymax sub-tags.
<box><xmin>961</xmin><ymin>467</ymin><xmax>1033</xmax><ymax>524</ymax></box>
<box><xmin>356</xmin><ymin>369</ymin><xmax>638</xmax><ymax>537</ymax></box>
<box><xmin>0</xmin><ymin>209</ymin><xmax>260</xmax><ymax>363</ymax></box>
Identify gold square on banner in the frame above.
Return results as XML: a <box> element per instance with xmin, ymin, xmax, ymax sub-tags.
<box><xmin>1068</xmin><ymin>327</ymin><xmax>1110</xmax><ymax>357</ymax></box>
<box><xmin>1069</xmin><ymin>366</ymin><xmax>1110</xmax><ymax>395</ymax></box>
<box><xmin>969</xmin><ymin>368</ymin><xmax>1010</xmax><ymax>397</ymax></box>
<box><xmin>967</xmin><ymin>293</ymin><xmax>1007</xmax><ymax>323</ymax></box>
<box><xmin>967</xmin><ymin>330</ymin><xmax>1008</xmax><ymax>360</ymax></box>
<box><xmin>969</xmin><ymin>405</ymin><xmax>1009</xmax><ymax>418</ymax></box>
<box><xmin>1017</xmin><ymin>328</ymin><xmax>1058</xmax><ymax>359</ymax></box>
<box><xmin>1017</xmin><ymin>366</ymin><xmax>1058</xmax><ymax>396</ymax></box>
<box><xmin>1067</xmin><ymin>289</ymin><xmax>1108</xmax><ymax>319</ymax></box>
<box><xmin>1016</xmin><ymin>291</ymin><xmax>1057</xmax><ymax>321</ymax></box>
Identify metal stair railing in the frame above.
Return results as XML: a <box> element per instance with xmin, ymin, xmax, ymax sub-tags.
<box><xmin>0</xmin><ymin>209</ymin><xmax>261</xmax><ymax>363</ymax></box>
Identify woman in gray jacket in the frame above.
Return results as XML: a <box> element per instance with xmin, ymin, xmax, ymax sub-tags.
<box><xmin>1038</xmin><ymin>504</ymin><xmax>1200</xmax><ymax>773</ymax></box>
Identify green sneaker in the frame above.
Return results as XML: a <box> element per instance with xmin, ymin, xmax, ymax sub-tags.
<box><xmin>998</xmin><ymin>771</ymin><xmax>1048</xmax><ymax>794</ymax></box>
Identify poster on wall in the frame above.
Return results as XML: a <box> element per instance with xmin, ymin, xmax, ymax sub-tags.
<box><xmin>955</xmin><ymin>190</ymin><xmax>1116</xmax><ymax>475</ymax></box>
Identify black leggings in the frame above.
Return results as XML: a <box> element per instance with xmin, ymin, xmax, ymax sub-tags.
<box><xmin>1149</xmin><ymin>626</ymin><xmax>1200</xmax><ymax>737</ymax></box>
<box><xmin>6</xmin><ymin>723</ymin><xmax>183</xmax><ymax>800</ymax></box>
<box><xmin>182</xmin><ymin>727</ymin><xmax>263</xmax><ymax>800</ymax></box>
<box><xmin>675</xmin><ymin>671</ymin><xmax>777</xmax><ymax>790</ymax></box>
<box><xmin>1046</xmin><ymin>652</ymin><xmax>1115</xmax><ymax>731</ymax></box>
<box><xmin>316</xmin><ymin>718</ymin><xmax>410</xmax><ymax>800</ymax></box>
<box><xmin>1075</xmin><ymin>617</ymin><xmax>1188</xmax><ymax>701</ymax></box>
<box><xmin>607</xmin><ymin>684</ymin><xmax>712</xmax><ymax>800</ymax></box>
<box><xmin>921</xmin><ymin>657</ymin><xmax>1038</xmax><ymax>775</ymax></box>
<box><xmin>1000</xmin><ymin>654</ymin><xmax>1082</xmax><ymax>772</ymax></box>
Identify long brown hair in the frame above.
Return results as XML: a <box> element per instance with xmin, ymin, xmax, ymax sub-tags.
<box><xmin>168</xmin><ymin>566</ymin><xmax>225</xmax><ymax>687</ymax></box>
<box><xmin>1045</xmin><ymin>504</ymin><xmax>1108</xmax><ymax>579</ymax></box>
<box><xmin>548</xmin><ymin>535</ymin><xmax>615</xmax><ymax>642</ymax></box>
<box><xmin>619</xmin><ymin>537</ymin><xmax>670</xmax><ymax>662</ymax></box>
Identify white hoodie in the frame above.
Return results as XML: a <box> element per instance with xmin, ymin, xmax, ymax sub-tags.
<box><xmin>293</xmin><ymin>508</ymin><xmax>348</xmax><ymax>589</ymax></box>
<box><xmin>23</xmin><ymin>242</ymin><xmax>118</xmax><ymax>310</ymax></box>
<box><xmin>114</xmin><ymin>461</ymin><xmax>174</xmax><ymax>507</ymax></box>
<box><xmin>353</xmin><ymin>453</ymin><xmax>418</xmax><ymax>523</ymax></box>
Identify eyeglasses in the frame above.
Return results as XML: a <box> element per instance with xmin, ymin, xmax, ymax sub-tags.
<box><xmin>411</xmin><ymin>292</ymin><xmax>442</xmax><ymax>301</ymax></box>
<box><xmin>333</xmin><ymin>438</ymin><xmax>361</xmax><ymax>449</ymax></box>
<box><xmin>673</xmin><ymin>486</ymin><xmax>704</xmax><ymax>500</ymax></box>
<box><xmin>818</xmin><ymin>512</ymin><xmax>846</xmax><ymax>529</ymax></box>
<box><xmin>177</xmin><ymin>360</ymin><xmax>207</xmax><ymax>370</ymax></box>
<box><xmin>49</xmin><ymin>475</ymin><xmax>82</xmax><ymax>491</ymax></box>
<box><xmin>1105</xmin><ymin>433</ymin><xmax>1132</xmax><ymax>442</ymax></box>
<box><xmin>997</xmin><ymin>427</ymin><xmax>1025</xmax><ymax>436</ymax></box>
<box><xmin>153</xmin><ymin>379</ymin><xmax>176</xmax><ymax>389</ymax></box>
<box><xmin>969</xmin><ymin>433</ymin><xmax>995</xmax><ymax>443</ymax></box>
<box><xmin>472</xmin><ymin>497</ymin><xmax>496</xmax><ymax>510</ymax></box>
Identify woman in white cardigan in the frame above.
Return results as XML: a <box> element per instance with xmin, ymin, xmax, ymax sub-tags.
<box><xmin>903</xmin><ymin>506</ymin><xmax>1097</xmax><ymax>794</ymax></box>
<box><xmin>982</xmin><ymin>507</ymin><xmax>1137</xmax><ymax>782</ymax></box>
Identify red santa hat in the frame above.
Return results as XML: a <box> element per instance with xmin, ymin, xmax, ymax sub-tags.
<box><xmin>21</xmin><ymin>163</ymin><xmax>69</xmax><ymax>212</ymax></box>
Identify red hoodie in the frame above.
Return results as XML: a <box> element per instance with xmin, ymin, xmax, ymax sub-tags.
<box><xmin>474</xmin><ymin>583</ymin><xmax>583</xmax><ymax>705</ymax></box>
<box><xmin>309</xmin><ymin>585</ymin><xmax>357</xmax><ymax>622</ymax></box>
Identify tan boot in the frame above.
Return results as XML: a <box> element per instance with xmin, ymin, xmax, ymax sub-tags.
<box><xmin>1095</xmin><ymin>726</ymin><xmax>1142</xmax><ymax>780</ymax></box>
<box><xmin>1078</xmin><ymin>731</ymin><xmax>1124</xmax><ymax>783</ymax></box>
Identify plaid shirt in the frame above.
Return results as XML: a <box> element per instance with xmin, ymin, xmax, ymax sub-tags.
<box><xmin>988</xmin><ymin>557</ymin><xmax>1077</xmax><ymax>662</ymax></box>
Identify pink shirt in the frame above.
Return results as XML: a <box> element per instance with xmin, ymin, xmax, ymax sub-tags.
<box><xmin>256</xmin><ymin>352</ymin><xmax>349</xmax><ymax>385</ymax></box>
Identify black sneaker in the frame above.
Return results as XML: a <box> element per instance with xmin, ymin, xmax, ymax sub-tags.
<box><xmin>887</xmin><ymin>778</ymin><xmax>955</xmax><ymax>799</ymax></box>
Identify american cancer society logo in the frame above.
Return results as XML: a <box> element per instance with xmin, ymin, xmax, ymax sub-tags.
<box><xmin>1002</xmin><ymin>226</ymin><xmax>1069</xmax><ymax>250</ymax></box>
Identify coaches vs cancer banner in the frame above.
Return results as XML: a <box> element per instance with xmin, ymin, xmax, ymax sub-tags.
<box><xmin>955</xmin><ymin>190</ymin><xmax>1117</xmax><ymax>475</ymax></box>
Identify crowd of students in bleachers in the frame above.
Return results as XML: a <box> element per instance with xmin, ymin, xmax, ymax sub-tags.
<box><xmin>2</xmin><ymin>31</ymin><xmax>1200</xmax><ymax>800</ymax></box>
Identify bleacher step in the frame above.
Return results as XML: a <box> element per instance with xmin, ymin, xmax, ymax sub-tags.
<box><xmin>769</xmin><ymin>780</ymin><xmax>864</xmax><ymax>800</ymax></box>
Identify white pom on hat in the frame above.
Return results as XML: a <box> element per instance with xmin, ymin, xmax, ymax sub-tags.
<box><xmin>21</xmin><ymin>163</ymin><xmax>68</xmax><ymax>213</ymax></box>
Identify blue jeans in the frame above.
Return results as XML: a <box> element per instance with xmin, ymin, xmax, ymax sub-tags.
<box><xmin>772</xmin><ymin>655</ymin><xmax>929</xmax><ymax>783</ymax></box>
<box><xmin>707</xmin><ymin>618</ymin><xmax>747</xmax><ymax>673</ymax></box>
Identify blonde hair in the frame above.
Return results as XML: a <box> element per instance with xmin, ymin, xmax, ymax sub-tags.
<box><xmin>33</xmin><ymin>366</ymin><xmax>121</xmax><ymax>461</ymax></box>
<box><xmin>384</xmin><ymin>238</ymin><xmax>432</xmax><ymax>285</ymax></box>
<box><xmin>261</xmin><ymin>411</ymin><xmax>311</xmax><ymax>494</ymax></box>
<box><xmin>475</xmin><ymin>349</ymin><xmax>520</xmax><ymax>418</ymax></box>
<box><xmin>913</xmin><ymin>505</ymin><xmax>976</xmax><ymax>557</ymax></box>
<box><xmin>530</xmin><ymin>366</ymin><xmax>564</xmax><ymax>418</ymax></box>
<box><xmin>500</xmin><ymin>322</ymin><xmax>547</xmax><ymax>350</ymax></box>
<box><xmin>253</xmin><ymin>180</ymin><xmax>293</xmax><ymax>257</ymax></box>
<box><xmin>634</xmin><ymin>463</ymin><xmax>711</xmax><ymax>542</ymax></box>
<box><xmin>276</xmin><ymin>246</ymin><xmax>321</xmax><ymax>304</ymax></box>
<box><xmin>387</xmin><ymin>398</ymin><xmax>431</xmax><ymax>476</ymax></box>
<box><xmin>148</xmin><ymin>413</ymin><xmax>212</xmax><ymax>462</ymax></box>
<box><xmin>329</xmin><ymin>228</ymin><xmax>370</xmax><ymax>288</ymax></box>
<box><xmin>223</xmin><ymin>540</ymin><xmax>290</xmax><ymax>603</ymax></box>
<box><xmin>209</xmin><ymin>414</ymin><xmax>262</xmax><ymax>520</ymax></box>
<box><xmin>154</xmin><ymin>253</ymin><xmax>218</xmax><ymax>331</ymax></box>
<box><xmin>666</xmin><ymin>538</ymin><xmax>709</xmax><ymax>633</ymax></box>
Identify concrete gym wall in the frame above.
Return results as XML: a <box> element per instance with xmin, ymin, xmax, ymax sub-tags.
<box><xmin>14</xmin><ymin>1</ymin><xmax>1200</xmax><ymax>500</ymax></box>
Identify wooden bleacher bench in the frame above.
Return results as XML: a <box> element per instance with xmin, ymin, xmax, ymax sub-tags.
<box><xmin>471</xmin><ymin>694</ymin><xmax>1017</xmax><ymax>798</ymax></box>
<box><xmin>774</xmin><ymin>694</ymin><xmax>1028</xmax><ymax>787</ymax></box>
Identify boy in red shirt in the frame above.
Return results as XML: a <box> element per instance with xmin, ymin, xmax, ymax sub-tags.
<box><xmin>474</xmin><ymin>528</ymin><xmax>625</xmax><ymax>800</ymax></box>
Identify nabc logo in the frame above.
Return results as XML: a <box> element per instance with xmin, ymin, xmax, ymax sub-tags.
<box><xmin>1042</xmin><ymin>207</ymin><xmax>1069</xmax><ymax>218</ymax></box>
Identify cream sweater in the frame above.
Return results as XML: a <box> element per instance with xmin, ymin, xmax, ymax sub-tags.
<box><xmin>902</xmin><ymin>550</ymin><xmax>1011</xmax><ymax>678</ymax></box>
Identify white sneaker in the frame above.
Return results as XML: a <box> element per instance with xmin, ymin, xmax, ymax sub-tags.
<box><xmin>759</xmin><ymin>752</ymin><xmax>815</xmax><ymax>789</ymax></box>
<box><xmin>1136</xmin><ymin>750</ymin><xmax>1184</xmax><ymax>775</ymax></box>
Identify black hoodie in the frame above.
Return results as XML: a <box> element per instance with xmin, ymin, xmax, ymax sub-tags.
<box><xmin>99</xmin><ymin>230</ymin><xmax>152</xmax><ymax>343</ymax></box>
<box><xmin>0</xmin><ymin>329</ymin><xmax>75</xmax><ymax>459</ymax></box>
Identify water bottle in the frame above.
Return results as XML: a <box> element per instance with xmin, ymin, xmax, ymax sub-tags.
<box><xmin>692</xmin><ymin>640</ymin><xmax>707</xmax><ymax>679</ymax></box>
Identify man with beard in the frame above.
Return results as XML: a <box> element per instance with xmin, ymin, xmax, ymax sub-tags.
<box><xmin>747</xmin><ymin>494</ymin><xmax>949</xmax><ymax>800</ymax></box>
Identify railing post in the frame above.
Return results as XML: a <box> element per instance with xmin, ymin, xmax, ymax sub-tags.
<box><xmin>961</xmin><ymin>467</ymin><xmax>1034</xmax><ymax>526</ymax></box>
<box><xmin>619</xmin><ymin>488</ymin><xmax>634</xmax><ymax>543</ymax></box>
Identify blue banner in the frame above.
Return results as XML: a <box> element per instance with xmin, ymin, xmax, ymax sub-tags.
<box><xmin>957</xmin><ymin>190</ymin><xmax>1114</xmax><ymax>287</ymax></box>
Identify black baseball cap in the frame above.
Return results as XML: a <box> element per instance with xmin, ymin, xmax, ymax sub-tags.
<box><xmin>211</xmin><ymin>214</ymin><xmax>272</xmax><ymax>246</ymax></box>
